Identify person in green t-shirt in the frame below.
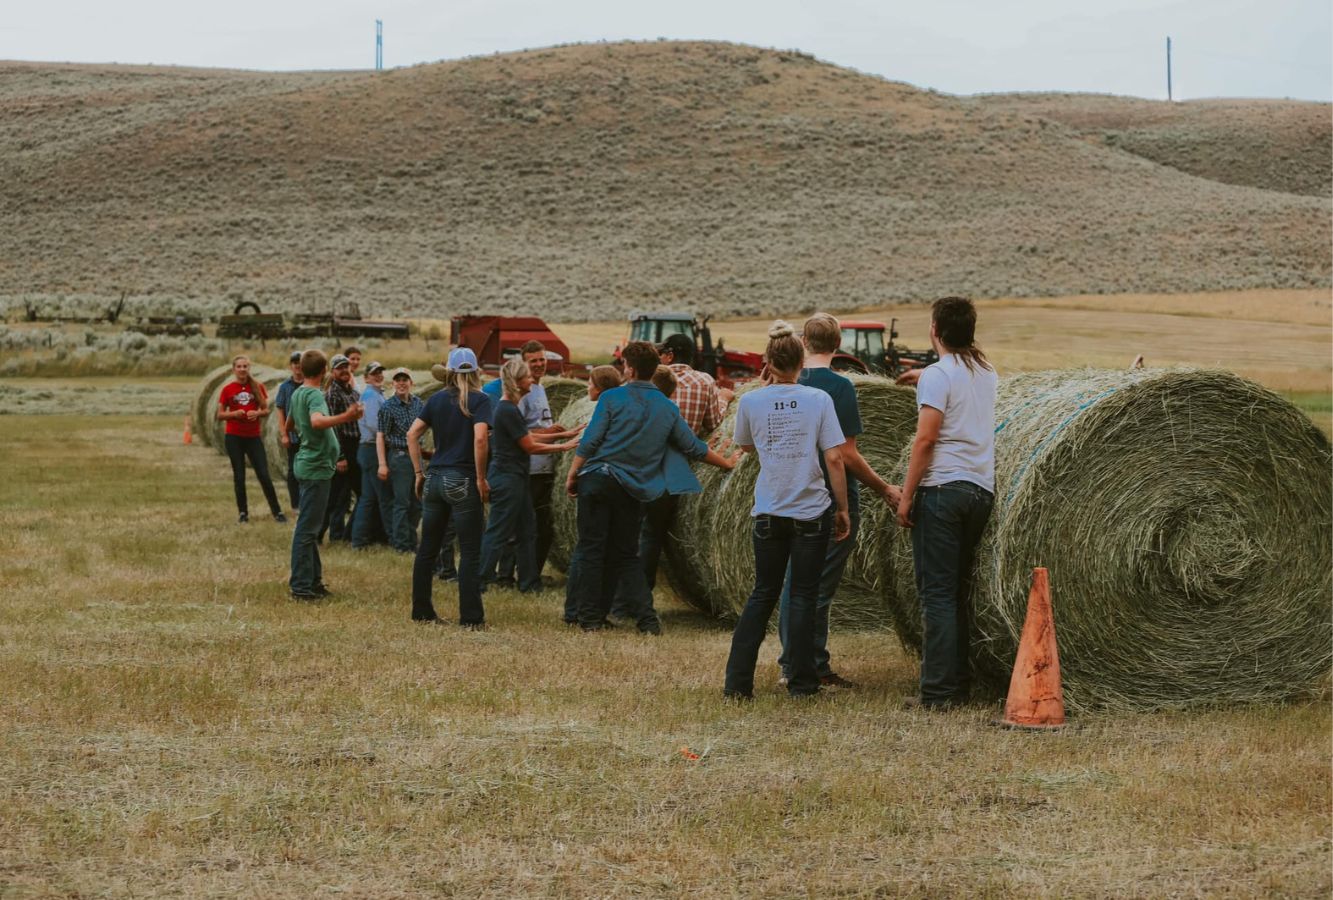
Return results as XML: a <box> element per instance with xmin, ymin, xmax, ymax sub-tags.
<box><xmin>287</xmin><ymin>349</ymin><xmax>363</xmax><ymax>600</ymax></box>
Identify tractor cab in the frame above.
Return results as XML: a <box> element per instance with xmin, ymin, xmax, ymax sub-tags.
<box><xmin>627</xmin><ymin>312</ymin><xmax>695</xmax><ymax>346</ymax></box>
<box><xmin>832</xmin><ymin>319</ymin><xmax>938</xmax><ymax>377</ymax></box>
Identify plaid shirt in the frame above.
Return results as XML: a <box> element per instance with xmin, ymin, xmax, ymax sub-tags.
<box><xmin>669</xmin><ymin>364</ymin><xmax>726</xmax><ymax>437</ymax></box>
<box><xmin>324</xmin><ymin>378</ymin><xmax>362</xmax><ymax>447</ymax></box>
<box><xmin>377</xmin><ymin>393</ymin><xmax>424</xmax><ymax>451</ymax></box>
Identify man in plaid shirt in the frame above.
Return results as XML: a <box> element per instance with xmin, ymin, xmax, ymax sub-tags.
<box><xmin>322</xmin><ymin>354</ymin><xmax>363</xmax><ymax>543</ymax></box>
<box><xmin>657</xmin><ymin>334</ymin><xmax>728</xmax><ymax>437</ymax></box>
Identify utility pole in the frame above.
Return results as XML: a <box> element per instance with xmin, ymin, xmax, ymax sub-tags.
<box><xmin>376</xmin><ymin>20</ymin><xmax>383</xmax><ymax>71</ymax></box>
<box><xmin>1166</xmin><ymin>36</ymin><xmax>1173</xmax><ymax>101</ymax></box>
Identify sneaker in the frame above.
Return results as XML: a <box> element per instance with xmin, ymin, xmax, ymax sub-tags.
<box><xmin>238</xmin><ymin>513</ymin><xmax>249</xmax><ymax>524</ymax></box>
<box><xmin>273</xmin><ymin>512</ymin><xmax>287</xmax><ymax>523</ymax></box>
<box><xmin>290</xmin><ymin>590</ymin><xmax>320</xmax><ymax>602</ymax></box>
<box><xmin>820</xmin><ymin>673</ymin><xmax>857</xmax><ymax>690</ymax></box>
<box><xmin>723</xmin><ymin>690</ymin><xmax>754</xmax><ymax>702</ymax></box>
<box><xmin>312</xmin><ymin>584</ymin><xmax>332</xmax><ymax>598</ymax></box>
<box><xmin>638</xmin><ymin>623</ymin><xmax>662</xmax><ymax>636</ymax></box>
<box><xmin>777</xmin><ymin>675</ymin><xmax>789</xmax><ymax>689</ymax></box>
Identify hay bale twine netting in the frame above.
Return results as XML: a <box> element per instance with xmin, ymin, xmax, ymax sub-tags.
<box><xmin>668</xmin><ymin>375</ymin><xmax>919</xmax><ymax>624</ymax></box>
<box><xmin>888</xmin><ymin>368</ymin><xmax>1332</xmax><ymax>710</ymax></box>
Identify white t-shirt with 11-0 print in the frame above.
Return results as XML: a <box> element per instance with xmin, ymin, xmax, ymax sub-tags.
<box><xmin>733</xmin><ymin>383</ymin><xmax>846</xmax><ymax>520</ymax></box>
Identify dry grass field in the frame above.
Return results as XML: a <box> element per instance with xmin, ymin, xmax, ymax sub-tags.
<box><xmin>2</xmin><ymin>41</ymin><xmax>1329</xmax><ymax>322</ymax></box>
<box><xmin>1</xmin><ymin>415</ymin><xmax>1329</xmax><ymax>897</ymax></box>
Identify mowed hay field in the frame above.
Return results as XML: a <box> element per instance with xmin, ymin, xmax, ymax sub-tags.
<box><xmin>1</xmin><ymin>417</ymin><xmax>1330</xmax><ymax>897</ymax></box>
<box><xmin>2</xmin><ymin>288</ymin><xmax>1331</xmax><ymax>896</ymax></box>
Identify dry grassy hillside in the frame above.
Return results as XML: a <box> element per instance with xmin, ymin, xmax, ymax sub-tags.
<box><xmin>978</xmin><ymin>93</ymin><xmax>1331</xmax><ymax>198</ymax></box>
<box><xmin>2</xmin><ymin>42</ymin><xmax>1329</xmax><ymax>321</ymax></box>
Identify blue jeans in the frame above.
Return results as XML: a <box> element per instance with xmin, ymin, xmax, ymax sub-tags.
<box><xmin>412</xmin><ymin>470</ymin><xmax>484</xmax><ymax>624</ymax></box>
<box><xmin>480</xmin><ymin>471</ymin><xmax>540</xmax><ymax>592</ymax></box>
<box><xmin>289</xmin><ymin>477</ymin><xmax>331</xmax><ymax>594</ymax></box>
<box><xmin>724</xmin><ymin>511</ymin><xmax>831</xmax><ymax>698</ymax></box>
<box><xmin>565</xmin><ymin>471</ymin><xmax>657</xmax><ymax>631</ymax></box>
<box><xmin>911</xmin><ymin>481</ymin><xmax>994</xmax><ymax>706</ymax></box>
<box><xmin>386</xmin><ymin>449</ymin><xmax>420</xmax><ymax>552</ymax></box>
<box><xmin>351</xmin><ymin>443</ymin><xmax>392</xmax><ymax>548</ymax></box>
<box><xmin>778</xmin><ymin>486</ymin><xmax>860</xmax><ymax>679</ymax></box>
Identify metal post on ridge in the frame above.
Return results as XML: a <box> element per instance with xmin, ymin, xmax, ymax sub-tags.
<box><xmin>1166</xmin><ymin>35</ymin><xmax>1173</xmax><ymax>101</ymax></box>
<box><xmin>376</xmin><ymin>20</ymin><xmax>383</xmax><ymax>71</ymax></box>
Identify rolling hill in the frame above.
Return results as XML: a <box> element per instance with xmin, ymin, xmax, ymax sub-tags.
<box><xmin>2</xmin><ymin>41</ymin><xmax>1328</xmax><ymax>322</ymax></box>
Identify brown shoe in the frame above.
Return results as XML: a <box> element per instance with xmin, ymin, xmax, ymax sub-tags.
<box><xmin>820</xmin><ymin>673</ymin><xmax>857</xmax><ymax>690</ymax></box>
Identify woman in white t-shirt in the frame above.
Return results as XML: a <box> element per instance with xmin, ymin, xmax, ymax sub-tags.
<box><xmin>723</xmin><ymin>321</ymin><xmax>851</xmax><ymax>700</ymax></box>
<box><xmin>894</xmin><ymin>296</ymin><xmax>998</xmax><ymax>710</ymax></box>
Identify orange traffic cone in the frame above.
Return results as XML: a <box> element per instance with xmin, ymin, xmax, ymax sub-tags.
<box><xmin>998</xmin><ymin>567</ymin><xmax>1066</xmax><ymax>729</ymax></box>
<box><xmin>182</xmin><ymin>415</ymin><xmax>193</xmax><ymax>445</ymax></box>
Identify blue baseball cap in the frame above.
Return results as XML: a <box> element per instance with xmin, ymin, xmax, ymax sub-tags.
<box><xmin>447</xmin><ymin>347</ymin><xmax>479</xmax><ymax>373</ymax></box>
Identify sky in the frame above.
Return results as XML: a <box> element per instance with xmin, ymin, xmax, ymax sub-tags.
<box><xmin>5</xmin><ymin>0</ymin><xmax>1330</xmax><ymax>101</ymax></box>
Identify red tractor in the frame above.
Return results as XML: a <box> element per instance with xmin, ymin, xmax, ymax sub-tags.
<box><xmin>617</xmin><ymin>312</ymin><xmax>937</xmax><ymax>386</ymax></box>
<box><xmin>617</xmin><ymin>312</ymin><xmax>763</xmax><ymax>389</ymax></box>
<box><xmin>829</xmin><ymin>318</ymin><xmax>938</xmax><ymax>378</ymax></box>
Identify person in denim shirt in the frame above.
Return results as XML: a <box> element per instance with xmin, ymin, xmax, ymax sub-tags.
<box><xmin>563</xmin><ymin>341</ymin><xmax>740</xmax><ymax>634</ymax></box>
<box><xmin>376</xmin><ymin>369</ymin><xmax>425</xmax><ymax>553</ymax></box>
<box><xmin>273</xmin><ymin>351</ymin><xmax>305</xmax><ymax>512</ymax></box>
<box><xmin>407</xmin><ymin>348</ymin><xmax>493</xmax><ymax>625</ymax></box>
<box><xmin>723</xmin><ymin>321</ymin><xmax>851</xmax><ymax>700</ymax></box>
<box><xmin>350</xmin><ymin>362</ymin><xmax>392</xmax><ymax>548</ymax></box>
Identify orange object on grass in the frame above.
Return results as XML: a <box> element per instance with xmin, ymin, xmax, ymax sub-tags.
<box><xmin>182</xmin><ymin>416</ymin><xmax>193</xmax><ymax>445</ymax></box>
<box><xmin>1000</xmin><ymin>567</ymin><xmax>1066</xmax><ymax>729</ymax></box>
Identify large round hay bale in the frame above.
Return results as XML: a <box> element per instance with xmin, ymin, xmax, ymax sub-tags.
<box><xmin>668</xmin><ymin>375</ymin><xmax>918</xmax><ymax>623</ymax></box>
<box><xmin>544</xmin><ymin>377</ymin><xmax>591</xmax><ymax>425</ymax></box>
<box><xmin>887</xmin><ymin>368</ymin><xmax>1332</xmax><ymax>710</ymax></box>
<box><xmin>192</xmin><ymin>365</ymin><xmax>235</xmax><ymax>449</ymax></box>
<box><xmin>254</xmin><ymin>367</ymin><xmax>291</xmax><ymax>478</ymax></box>
<box><xmin>547</xmin><ymin>396</ymin><xmax>599</xmax><ymax>573</ymax></box>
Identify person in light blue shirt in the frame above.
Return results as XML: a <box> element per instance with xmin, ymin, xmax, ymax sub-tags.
<box><xmin>351</xmin><ymin>362</ymin><xmax>393</xmax><ymax>548</ymax></box>
<box><xmin>563</xmin><ymin>341</ymin><xmax>739</xmax><ymax>633</ymax></box>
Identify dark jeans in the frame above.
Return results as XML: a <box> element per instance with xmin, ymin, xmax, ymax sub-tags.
<box><xmin>480</xmin><ymin>471</ymin><xmax>540</xmax><ymax>592</ymax></box>
<box><xmin>224</xmin><ymin>433</ymin><xmax>282</xmax><ymax>517</ymax></box>
<box><xmin>412</xmin><ymin>470</ymin><xmax>484</xmax><ymax>624</ymax></box>
<box><xmin>610</xmin><ymin>493</ymin><xmax>677</xmax><ymax>619</ymax></box>
<box><xmin>531</xmin><ymin>472</ymin><xmax>556</xmax><ymax>574</ymax></box>
<box><xmin>283</xmin><ymin>441</ymin><xmax>300</xmax><ymax>510</ymax></box>
<box><xmin>778</xmin><ymin>486</ymin><xmax>860</xmax><ymax>679</ymax></box>
<box><xmin>351</xmin><ymin>442</ymin><xmax>392</xmax><ymax>548</ymax></box>
<box><xmin>386</xmin><ymin>449</ymin><xmax>421</xmax><ymax>552</ymax></box>
<box><xmin>724</xmin><ymin>511</ymin><xmax>831</xmax><ymax>698</ymax></box>
<box><xmin>911</xmin><ymin>480</ymin><xmax>994</xmax><ymax>706</ymax></box>
<box><xmin>321</xmin><ymin>448</ymin><xmax>360</xmax><ymax>543</ymax></box>
<box><xmin>565</xmin><ymin>472</ymin><xmax>657</xmax><ymax>631</ymax></box>
<box><xmin>289</xmin><ymin>477</ymin><xmax>331</xmax><ymax>594</ymax></box>
<box><xmin>435</xmin><ymin>519</ymin><xmax>458</xmax><ymax>578</ymax></box>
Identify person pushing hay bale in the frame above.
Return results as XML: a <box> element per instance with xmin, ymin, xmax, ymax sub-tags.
<box><xmin>667</xmin><ymin>376</ymin><xmax>918</xmax><ymax>623</ymax></box>
<box><xmin>887</xmin><ymin>367</ymin><xmax>1333</xmax><ymax>710</ymax></box>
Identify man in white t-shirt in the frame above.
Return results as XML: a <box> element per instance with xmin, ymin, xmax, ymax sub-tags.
<box><xmin>893</xmin><ymin>297</ymin><xmax>998</xmax><ymax>710</ymax></box>
<box><xmin>519</xmin><ymin>340</ymin><xmax>565</xmax><ymax>574</ymax></box>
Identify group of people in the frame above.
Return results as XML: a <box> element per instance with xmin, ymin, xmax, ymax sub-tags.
<box><xmin>216</xmin><ymin>298</ymin><xmax>996</xmax><ymax>706</ymax></box>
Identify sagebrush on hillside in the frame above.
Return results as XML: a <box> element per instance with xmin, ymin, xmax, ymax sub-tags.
<box><xmin>1</xmin><ymin>42</ymin><xmax>1328</xmax><ymax>323</ymax></box>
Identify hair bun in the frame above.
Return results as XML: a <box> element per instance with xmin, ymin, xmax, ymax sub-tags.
<box><xmin>768</xmin><ymin>320</ymin><xmax>795</xmax><ymax>340</ymax></box>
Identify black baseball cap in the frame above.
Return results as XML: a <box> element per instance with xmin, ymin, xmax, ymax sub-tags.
<box><xmin>657</xmin><ymin>333</ymin><xmax>695</xmax><ymax>357</ymax></box>
<box><xmin>289</xmin><ymin>351</ymin><xmax>302</xmax><ymax>363</ymax></box>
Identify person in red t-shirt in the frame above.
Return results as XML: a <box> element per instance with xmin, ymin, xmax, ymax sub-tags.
<box><xmin>217</xmin><ymin>355</ymin><xmax>286</xmax><ymax>524</ymax></box>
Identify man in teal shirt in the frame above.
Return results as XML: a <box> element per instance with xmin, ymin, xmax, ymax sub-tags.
<box><xmin>288</xmin><ymin>349</ymin><xmax>363</xmax><ymax>600</ymax></box>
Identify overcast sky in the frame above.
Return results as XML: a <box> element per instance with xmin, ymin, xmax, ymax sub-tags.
<box><xmin>6</xmin><ymin>0</ymin><xmax>1330</xmax><ymax>101</ymax></box>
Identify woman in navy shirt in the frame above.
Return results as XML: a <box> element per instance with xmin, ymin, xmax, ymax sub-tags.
<box><xmin>480</xmin><ymin>358</ymin><xmax>582</xmax><ymax>593</ymax></box>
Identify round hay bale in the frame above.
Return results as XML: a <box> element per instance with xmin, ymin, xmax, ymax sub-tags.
<box><xmin>254</xmin><ymin>367</ymin><xmax>290</xmax><ymax>478</ymax></box>
<box><xmin>668</xmin><ymin>375</ymin><xmax>918</xmax><ymax>623</ymax></box>
<box><xmin>192</xmin><ymin>365</ymin><xmax>235</xmax><ymax>449</ymax></box>
<box><xmin>547</xmin><ymin>395</ymin><xmax>599</xmax><ymax>573</ymax></box>
<box><xmin>887</xmin><ymin>368</ymin><xmax>1332</xmax><ymax>710</ymax></box>
<box><xmin>203</xmin><ymin>364</ymin><xmax>282</xmax><ymax>451</ymax></box>
<box><xmin>544</xmin><ymin>377</ymin><xmax>592</xmax><ymax>425</ymax></box>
